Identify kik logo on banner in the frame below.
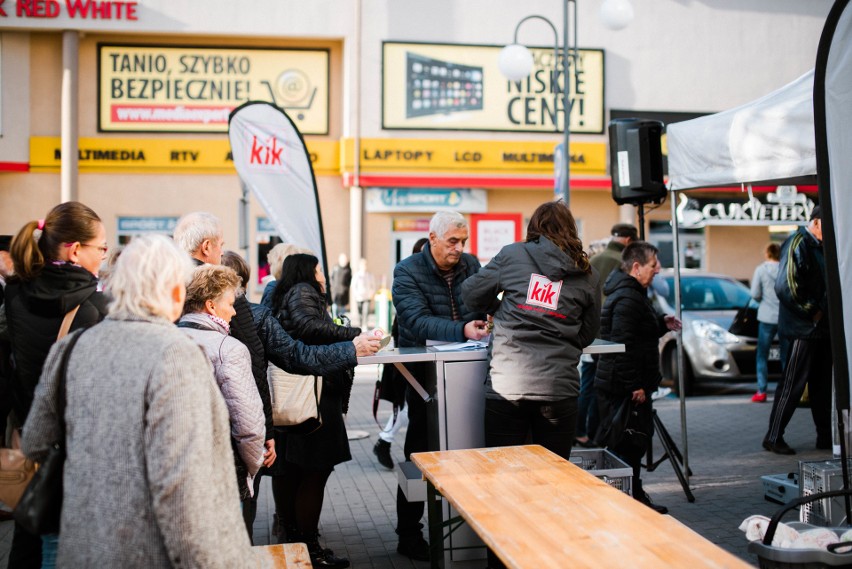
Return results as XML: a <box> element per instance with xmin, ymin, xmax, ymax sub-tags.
<box><xmin>526</xmin><ymin>274</ymin><xmax>562</xmax><ymax>310</ymax></box>
<box><xmin>246</xmin><ymin>134</ymin><xmax>286</xmax><ymax>171</ymax></box>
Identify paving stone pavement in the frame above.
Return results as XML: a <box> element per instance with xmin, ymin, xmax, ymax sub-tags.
<box><xmin>0</xmin><ymin>368</ymin><xmax>837</xmax><ymax>568</ymax></box>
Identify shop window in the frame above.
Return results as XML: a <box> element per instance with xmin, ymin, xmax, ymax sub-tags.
<box><xmin>116</xmin><ymin>216</ymin><xmax>178</xmax><ymax>245</ymax></box>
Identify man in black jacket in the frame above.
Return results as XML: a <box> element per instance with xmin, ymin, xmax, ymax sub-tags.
<box><xmin>391</xmin><ymin>211</ymin><xmax>488</xmax><ymax>561</ymax></box>
<box><xmin>763</xmin><ymin>206</ymin><xmax>830</xmax><ymax>455</ymax></box>
<box><xmin>595</xmin><ymin>241</ymin><xmax>680</xmax><ymax>514</ymax></box>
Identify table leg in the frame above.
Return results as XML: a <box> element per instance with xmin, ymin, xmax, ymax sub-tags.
<box><xmin>426</xmin><ymin>480</ymin><xmax>443</xmax><ymax>569</ymax></box>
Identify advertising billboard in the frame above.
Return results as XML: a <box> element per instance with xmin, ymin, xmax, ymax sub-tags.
<box><xmin>383</xmin><ymin>41</ymin><xmax>604</xmax><ymax>134</ymax></box>
<box><xmin>98</xmin><ymin>44</ymin><xmax>329</xmax><ymax>134</ymax></box>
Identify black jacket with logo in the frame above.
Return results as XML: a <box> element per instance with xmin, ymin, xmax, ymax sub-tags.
<box><xmin>462</xmin><ymin>237</ymin><xmax>600</xmax><ymax>401</ymax></box>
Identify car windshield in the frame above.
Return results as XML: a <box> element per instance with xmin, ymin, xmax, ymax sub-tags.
<box><xmin>662</xmin><ymin>276</ymin><xmax>753</xmax><ymax>311</ymax></box>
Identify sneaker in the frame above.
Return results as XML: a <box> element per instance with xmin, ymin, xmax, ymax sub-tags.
<box><xmin>373</xmin><ymin>439</ymin><xmax>394</xmax><ymax>470</ymax></box>
<box><xmin>751</xmin><ymin>392</ymin><xmax>767</xmax><ymax>403</ymax></box>
<box><xmin>763</xmin><ymin>437</ymin><xmax>796</xmax><ymax>455</ymax></box>
<box><xmin>397</xmin><ymin>536</ymin><xmax>430</xmax><ymax>562</ymax></box>
<box><xmin>635</xmin><ymin>491</ymin><xmax>668</xmax><ymax>515</ymax></box>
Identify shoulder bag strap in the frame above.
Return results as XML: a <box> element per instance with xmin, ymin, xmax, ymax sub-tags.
<box><xmin>56</xmin><ymin>328</ymin><xmax>87</xmax><ymax>443</ymax></box>
<box><xmin>56</xmin><ymin>305</ymin><xmax>81</xmax><ymax>341</ymax></box>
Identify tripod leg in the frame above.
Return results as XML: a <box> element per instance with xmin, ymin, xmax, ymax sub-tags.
<box><xmin>653</xmin><ymin>412</ymin><xmax>695</xmax><ymax>502</ymax></box>
<box><xmin>654</xmin><ymin>412</ymin><xmax>694</xmax><ymax>477</ymax></box>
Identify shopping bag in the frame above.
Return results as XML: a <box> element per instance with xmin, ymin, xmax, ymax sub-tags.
<box><xmin>267</xmin><ymin>365</ymin><xmax>322</xmax><ymax>434</ymax></box>
<box><xmin>729</xmin><ymin>304</ymin><xmax>759</xmax><ymax>337</ymax></box>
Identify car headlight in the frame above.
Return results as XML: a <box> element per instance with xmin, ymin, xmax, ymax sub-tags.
<box><xmin>691</xmin><ymin>319</ymin><xmax>740</xmax><ymax>344</ymax></box>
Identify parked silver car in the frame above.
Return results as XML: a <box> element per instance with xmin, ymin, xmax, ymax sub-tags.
<box><xmin>655</xmin><ymin>271</ymin><xmax>782</xmax><ymax>395</ymax></box>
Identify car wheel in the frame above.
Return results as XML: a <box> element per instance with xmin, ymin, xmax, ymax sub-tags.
<box><xmin>667</xmin><ymin>344</ymin><xmax>695</xmax><ymax>397</ymax></box>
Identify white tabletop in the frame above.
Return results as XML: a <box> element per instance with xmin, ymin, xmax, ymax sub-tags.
<box><xmin>357</xmin><ymin>338</ymin><xmax>624</xmax><ymax>365</ymax></box>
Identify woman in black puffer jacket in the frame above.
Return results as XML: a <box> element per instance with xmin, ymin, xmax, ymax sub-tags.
<box><xmin>271</xmin><ymin>253</ymin><xmax>359</xmax><ymax>569</ymax></box>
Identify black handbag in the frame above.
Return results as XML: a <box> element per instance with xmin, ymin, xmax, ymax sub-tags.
<box><xmin>729</xmin><ymin>304</ymin><xmax>760</xmax><ymax>338</ymax></box>
<box><xmin>14</xmin><ymin>327</ymin><xmax>86</xmax><ymax>535</ymax></box>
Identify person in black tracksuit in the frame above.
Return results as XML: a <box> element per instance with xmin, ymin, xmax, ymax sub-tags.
<box><xmin>595</xmin><ymin>241</ymin><xmax>681</xmax><ymax>515</ymax></box>
<box><xmin>391</xmin><ymin>211</ymin><xmax>488</xmax><ymax>562</ymax></box>
<box><xmin>763</xmin><ymin>206</ymin><xmax>830</xmax><ymax>455</ymax></box>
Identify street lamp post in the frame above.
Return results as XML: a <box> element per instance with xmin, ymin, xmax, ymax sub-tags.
<box><xmin>498</xmin><ymin>0</ymin><xmax>634</xmax><ymax>207</ymax></box>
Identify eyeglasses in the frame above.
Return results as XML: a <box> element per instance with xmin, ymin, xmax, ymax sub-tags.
<box><xmin>80</xmin><ymin>243</ymin><xmax>109</xmax><ymax>257</ymax></box>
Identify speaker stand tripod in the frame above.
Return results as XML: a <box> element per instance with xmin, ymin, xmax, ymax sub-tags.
<box><xmin>645</xmin><ymin>409</ymin><xmax>695</xmax><ymax>502</ymax></box>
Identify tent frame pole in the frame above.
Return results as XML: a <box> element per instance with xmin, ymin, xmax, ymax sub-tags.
<box><xmin>670</xmin><ymin>191</ymin><xmax>690</xmax><ymax>485</ymax></box>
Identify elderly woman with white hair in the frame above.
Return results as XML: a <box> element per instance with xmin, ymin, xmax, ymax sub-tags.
<box><xmin>22</xmin><ymin>234</ymin><xmax>256</xmax><ymax>568</ymax></box>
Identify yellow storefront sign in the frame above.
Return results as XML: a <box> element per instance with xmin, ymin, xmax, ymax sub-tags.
<box><xmin>341</xmin><ymin>138</ymin><xmax>606</xmax><ymax>176</ymax></box>
<box><xmin>28</xmin><ymin>136</ymin><xmax>605</xmax><ymax>178</ymax></box>
<box><xmin>98</xmin><ymin>45</ymin><xmax>329</xmax><ymax>134</ymax></box>
<box><xmin>29</xmin><ymin>137</ymin><xmax>340</xmax><ymax>175</ymax></box>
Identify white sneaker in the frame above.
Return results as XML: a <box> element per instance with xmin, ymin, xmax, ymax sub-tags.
<box><xmin>651</xmin><ymin>387</ymin><xmax>672</xmax><ymax>400</ymax></box>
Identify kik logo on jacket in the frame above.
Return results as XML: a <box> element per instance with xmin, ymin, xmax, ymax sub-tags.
<box><xmin>526</xmin><ymin>273</ymin><xmax>563</xmax><ymax>310</ymax></box>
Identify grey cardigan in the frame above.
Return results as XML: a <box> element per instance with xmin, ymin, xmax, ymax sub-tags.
<box><xmin>22</xmin><ymin>315</ymin><xmax>256</xmax><ymax>568</ymax></box>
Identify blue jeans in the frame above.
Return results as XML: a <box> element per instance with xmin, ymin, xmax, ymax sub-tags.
<box><xmin>756</xmin><ymin>322</ymin><xmax>778</xmax><ymax>393</ymax></box>
<box><xmin>41</xmin><ymin>534</ymin><xmax>59</xmax><ymax>569</ymax></box>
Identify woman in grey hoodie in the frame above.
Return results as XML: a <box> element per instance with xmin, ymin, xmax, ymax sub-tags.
<box><xmin>462</xmin><ymin>201</ymin><xmax>601</xmax><ymax>460</ymax></box>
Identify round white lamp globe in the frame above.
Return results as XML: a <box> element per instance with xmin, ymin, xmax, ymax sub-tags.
<box><xmin>600</xmin><ymin>0</ymin><xmax>634</xmax><ymax>31</ymax></box>
<box><xmin>498</xmin><ymin>44</ymin><xmax>535</xmax><ymax>81</ymax></box>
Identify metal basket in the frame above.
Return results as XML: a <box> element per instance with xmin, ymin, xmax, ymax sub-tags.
<box><xmin>569</xmin><ymin>448</ymin><xmax>632</xmax><ymax>495</ymax></box>
<box><xmin>800</xmin><ymin>460</ymin><xmax>852</xmax><ymax>526</ymax></box>
<box><xmin>749</xmin><ymin>490</ymin><xmax>852</xmax><ymax>569</ymax></box>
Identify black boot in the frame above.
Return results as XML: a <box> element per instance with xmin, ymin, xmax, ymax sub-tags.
<box><xmin>279</xmin><ymin>522</ymin><xmax>300</xmax><ymax>544</ymax></box>
<box><xmin>373</xmin><ymin>439</ymin><xmax>394</xmax><ymax>470</ymax></box>
<box><xmin>304</xmin><ymin>533</ymin><xmax>350</xmax><ymax>568</ymax></box>
<box><xmin>633</xmin><ymin>478</ymin><xmax>668</xmax><ymax>515</ymax></box>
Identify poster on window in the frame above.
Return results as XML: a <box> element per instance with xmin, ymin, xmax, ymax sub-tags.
<box><xmin>382</xmin><ymin>41</ymin><xmax>604</xmax><ymax>134</ymax></box>
<box><xmin>470</xmin><ymin>213</ymin><xmax>523</xmax><ymax>263</ymax></box>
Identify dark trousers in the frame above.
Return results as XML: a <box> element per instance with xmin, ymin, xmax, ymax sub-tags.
<box><xmin>241</xmin><ymin>471</ymin><xmax>265</xmax><ymax>543</ymax></box>
<box><xmin>765</xmin><ymin>338</ymin><xmax>832</xmax><ymax>445</ymax></box>
<box><xmin>484</xmin><ymin>397</ymin><xmax>577</xmax><ymax>460</ymax></box>
<box><xmin>395</xmin><ymin>384</ymin><xmax>429</xmax><ymax>540</ymax></box>
<box><xmin>576</xmin><ymin>358</ymin><xmax>600</xmax><ymax>439</ymax></box>
<box><xmin>9</xmin><ymin>521</ymin><xmax>42</xmax><ymax>569</ymax></box>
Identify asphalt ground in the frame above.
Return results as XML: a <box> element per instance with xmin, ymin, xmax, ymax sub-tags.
<box><xmin>0</xmin><ymin>371</ymin><xmax>836</xmax><ymax>568</ymax></box>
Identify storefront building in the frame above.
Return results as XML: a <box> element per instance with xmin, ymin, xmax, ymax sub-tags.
<box><xmin>0</xmin><ymin>1</ymin><xmax>831</xmax><ymax>292</ymax></box>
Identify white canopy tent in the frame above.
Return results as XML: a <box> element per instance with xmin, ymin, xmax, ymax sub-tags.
<box><xmin>668</xmin><ymin>70</ymin><xmax>817</xmax><ymax>191</ymax></box>
<box><xmin>660</xmin><ymin>0</ymin><xmax>852</xmax><ymax>494</ymax></box>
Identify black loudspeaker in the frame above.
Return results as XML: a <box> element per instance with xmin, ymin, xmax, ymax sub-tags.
<box><xmin>608</xmin><ymin>119</ymin><xmax>667</xmax><ymax>205</ymax></box>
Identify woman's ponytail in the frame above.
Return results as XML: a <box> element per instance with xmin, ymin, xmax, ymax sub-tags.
<box><xmin>10</xmin><ymin>220</ymin><xmax>45</xmax><ymax>280</ymax></box>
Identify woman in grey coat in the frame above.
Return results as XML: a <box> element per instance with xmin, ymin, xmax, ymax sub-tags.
<box><xmin>22</xmin><ymin>235</ymin><xmax>257</xmax><ymax>568</ymax></box>
<box><xmin>179</xmin><ymin>264</ymin><xmax>266</xmax><ymax>500</ymax></box>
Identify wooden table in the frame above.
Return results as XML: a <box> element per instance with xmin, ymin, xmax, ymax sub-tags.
<box><xmin>253</xmin><ymin>543</ymin><xmax>312</xmax><ymax>568</ymax></box>
<box><xmin>411</xmin><ymin>445</ymin><xmax>750</xmax><ymax>569</ymax></box>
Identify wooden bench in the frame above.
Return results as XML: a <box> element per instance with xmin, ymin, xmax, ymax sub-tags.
<box><xmin>411</xmin><ymin>445</ymin><xmax>751</xmax><ymax>569</ymax></box>
<box><xmin>253</xmin><ymin>543</ymin><xmax>312</xmax><ymax>568</ymax></box>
